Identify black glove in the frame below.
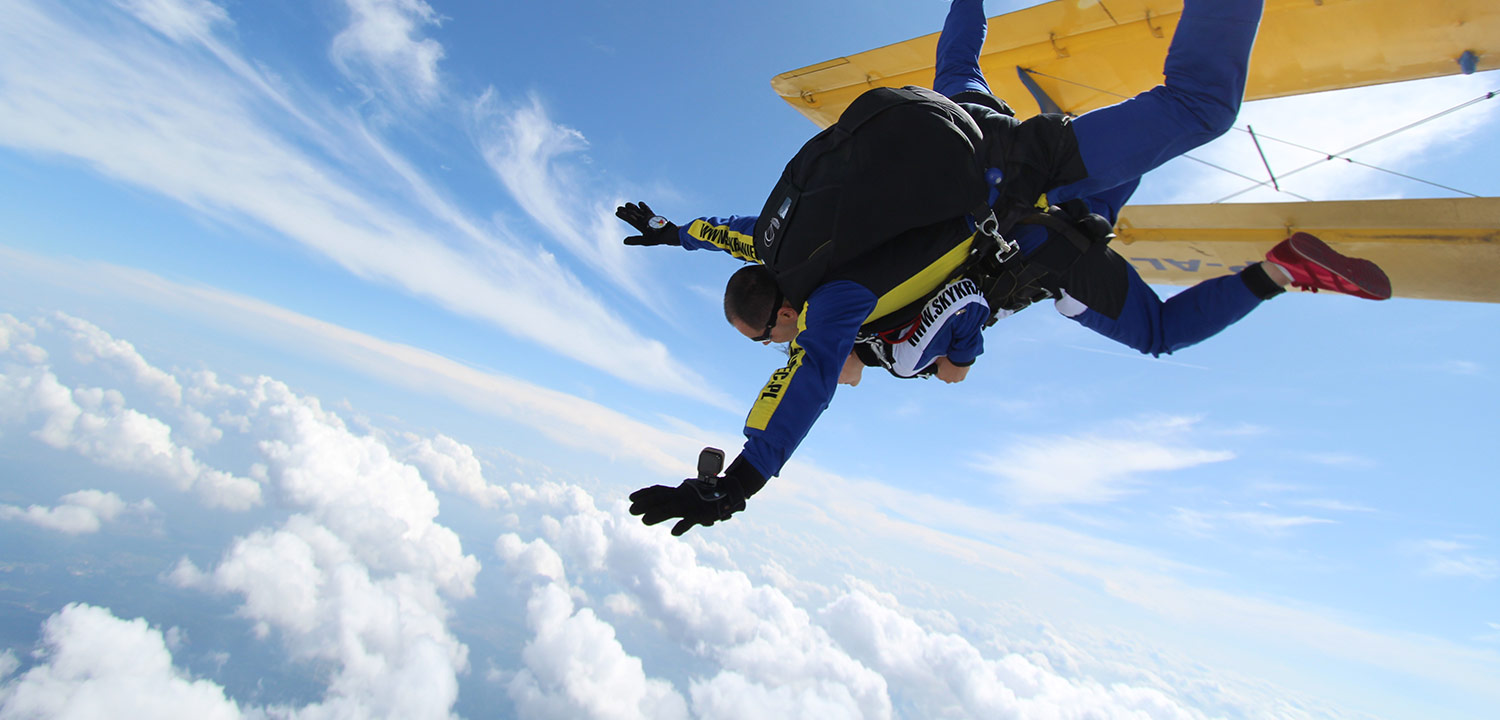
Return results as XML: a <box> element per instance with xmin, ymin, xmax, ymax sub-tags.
<box><xmin>629</xmin><ymin>456</ymin><xmax>766</xmax><ymax>536</ymax></box>
<box><xmin>616</xmin><ymin>201</ymin><xmax>680</xmax><ymax>246</ymax></box>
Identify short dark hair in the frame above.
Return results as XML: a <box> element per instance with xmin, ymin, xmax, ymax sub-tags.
<box><xmin>724</xmin><ymin>264</ymin><xmax>782</xmax><ymax>325</ymax></box>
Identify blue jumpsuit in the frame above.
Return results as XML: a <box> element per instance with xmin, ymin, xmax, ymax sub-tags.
<box><xmin>686</xmin><ymin>0</ymin><xmax>1268</xmax><ymax>480</ymax></box>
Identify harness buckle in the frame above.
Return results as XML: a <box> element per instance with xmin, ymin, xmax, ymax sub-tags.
<box><xmin>974</xmin><ymin>210</ymin><xmax>1020</xmax><ymax>265</ymax></box>
<box><xmin>976</xmin><ymin>211</ymin><xmax>1000</xmax><ymax>239</ymax></box>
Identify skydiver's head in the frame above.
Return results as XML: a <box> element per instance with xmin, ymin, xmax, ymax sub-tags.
<box><xmin>724</xmin><ymin>264</ymin><xmax>799</xmax><ymax>345</ymax></box>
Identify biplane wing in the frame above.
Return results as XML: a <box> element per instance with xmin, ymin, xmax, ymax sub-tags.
<box><xmin>772</xmin><ymin>0</ymin><xmax>1499</xmax><ymax>127</ymax></box>
<box><xmin>1115</xmin><ymin>198</ymin><xmax>1500</xmax><ymax>303</ymax></box>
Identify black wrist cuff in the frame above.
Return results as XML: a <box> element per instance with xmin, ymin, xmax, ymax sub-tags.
<box><xmin>725</xmin><ymin>456</ymin><xmax>768</xmax><ymax>498</ymax></box>
<box><xmin>661</xmin><ymin>223</ymin><xmax>681</xmax><ymax>246</ymax></box>
<box><xmin>1240</xmin><ymin>262</ymin><xmax>1285</xmax><ymax>300</ymax></box>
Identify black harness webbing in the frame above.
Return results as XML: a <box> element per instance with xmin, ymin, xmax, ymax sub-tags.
<box><xmin>860</xmin><ymin>200</ymin><xmax>1114</xmax><ymax>342</ymax></box>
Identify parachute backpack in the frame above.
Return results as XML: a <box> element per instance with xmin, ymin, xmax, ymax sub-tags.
<box><xmin>752</xmin><ymin>86</ymin><xmax>994</xmax><ymax>308</ymax></box>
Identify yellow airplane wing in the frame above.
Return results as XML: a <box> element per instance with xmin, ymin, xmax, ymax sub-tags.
<box><xmin>773</xmin><ymin>0</ymin><xmax>1499</xmax><ymax>127</ymax></box>
<box><xmin>1115</xmin><ymin>198</ymin><xmax>1500</xmax><ymax>303</ymax></box>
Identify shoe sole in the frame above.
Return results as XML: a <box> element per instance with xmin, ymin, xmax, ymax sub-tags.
<box><xmin>1286</xmin><ymin>232</ymin><xmax>1392</xmax><ymax>300</ymax></box>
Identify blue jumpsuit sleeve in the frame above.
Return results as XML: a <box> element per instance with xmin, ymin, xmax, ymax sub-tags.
<box><xmin>911</xmin><ymin>299</ymin><xmax>988</xmax><ymax>371</ymax></box>
<box><xmin>940</xmin><ymin>300</ymin><xmax>987</xmax><ymax>367</ymax></box>
<box><xmin>739</xmin><ymin>281</ymin><xmax>876</xmax><ymax>479</ymax></box>
<box><xmin>679</xmin><ymin>215</ymin><xmax>761</xmax><ymax>262</ymax></box>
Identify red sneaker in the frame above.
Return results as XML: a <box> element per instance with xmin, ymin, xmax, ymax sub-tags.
<box><xmin>1265</xmin><ymin>232</ymin><xmax>1391</xmax><ymax>300</ymax></box>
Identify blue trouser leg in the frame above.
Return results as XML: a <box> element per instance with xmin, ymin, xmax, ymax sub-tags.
<box><xmin>934</xmin><ymin>0</ymin><xmax>990</xmax><ymax>98</ymax></box>
<box><xmin>1052</xmin><ymin>0</ymin><xmax>1267</xmax><ymax>355</ymax></box>
<box><xmin>1070</xmin><ymin>267</ymin><xmax>1263</xmax><ymax>356</ymax></box>
<box><xmin>1051</xmin><ymin>0</ymin><xmax>1264</xmax><ymax>206</ymax></box>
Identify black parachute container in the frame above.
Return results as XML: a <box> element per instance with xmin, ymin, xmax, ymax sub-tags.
<box><xmin>752</xmin><ymin>86</ymin><xmax>991</xmax><ymax>307</ymax></box>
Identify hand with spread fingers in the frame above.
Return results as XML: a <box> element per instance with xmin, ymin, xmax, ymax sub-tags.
<box><xmin>629</xmin><ymin>455</ymin><xmax>765</xmax><ymax>536</ymax></box>
<box><xmin>616</xmin><ymin>201</ymin><xmax>680</xmax><ymax>247</ymax></box>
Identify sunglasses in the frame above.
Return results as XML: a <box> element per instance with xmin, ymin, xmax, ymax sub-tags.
<box><xmin>749</xmin><ymin>286</ymin><xmax>784</xmax><ymax>342</ymax></box>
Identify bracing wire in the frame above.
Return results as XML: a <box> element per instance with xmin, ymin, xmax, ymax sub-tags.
<box><xmin>1018</xmin><ymin>68</ymin><xmax>1497</xmax><ymax>202</ymax></box>
<box><xmin>1213</xmin><ymin>90</ymin><xmax>1497</xmax><ymax>202</ymax></box>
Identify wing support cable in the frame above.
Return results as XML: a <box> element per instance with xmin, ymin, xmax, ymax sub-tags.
<box><xmin>1214</xmin><ymin>89</ymin><xmax>1498</xmax><ymax>202</ymax></box>
<box><xmin>1014</xmin><ymin>70</ymin><xmax>1496</xmax><ymax>201</ymax></box>
<box><xmin>1247</xmin><ymin>125</ymin><xmax>1280</xmax><ymax>192</ymax></box>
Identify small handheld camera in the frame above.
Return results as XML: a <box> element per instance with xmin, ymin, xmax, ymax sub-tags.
<box><xmin>685</xmin><ymin>446</ymin><xmax>728</xmax><ymax>503</ymax></box>
<box><xmin>696</xmin><ymin>447</ymin><xmax>725</xmax><ymax>485</ymax></box>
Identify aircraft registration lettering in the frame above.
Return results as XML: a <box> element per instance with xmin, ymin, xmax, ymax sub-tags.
<box><xmin>1131</xmin><ymin>257</ymin><xmax>1251</xmax><ymax>274</ymax></box>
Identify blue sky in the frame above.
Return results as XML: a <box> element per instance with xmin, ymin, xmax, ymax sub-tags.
<box><xmin>1</xmin><ymin>0</ymin><xmax>1498</xmax><ymax>718</ymax></box>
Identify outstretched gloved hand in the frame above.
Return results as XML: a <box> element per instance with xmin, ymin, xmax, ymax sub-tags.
<box><xmin>629</xmin><ymin>456</ymin><xmax>765</xmax><ymax>536</ymax></box>
<box><xmin>616</xmin><ymin>201</ymin><xmax>680</xmax><ymax>246</ymax></box>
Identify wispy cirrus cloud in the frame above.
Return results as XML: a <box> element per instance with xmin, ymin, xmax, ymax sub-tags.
<box><xmin>475</xmin><ymin>92</ymin><xmax>661</xmax><ymax>310</ymax></box>
<box><xmin>1289</xmin><ymin>498</ymin><xmax>1376</xmax><ymax>514</ymax></box>
<box><xmin>0</xmin><ymin>0</ymin><xmax>726</xmax><ymax>406</ymax></box>
<box><xmin>971</xmin><ymin>416</ymin><xmax>1234</xmax><ymax>505</ymax></box>
<box><xmin>1172</xmin><ymin>506</ymin><xmax>1336</xmax><ymax>538</ymax></box>
<box><xmin>1411</xmin><ymin>539</ymin><xmax>1499</xmax><ymax>581</ymax></box>
<box><xmin>1293</xmin><ymin>452</ymin><xmax>1378</xmax><ymax>468</ymax></box>
<box><xmin>1433</xmin><ymin>359</ymin><xmax>1484</xmax><ymax>376</ymax></box>
<box><xmin>330</xmin><ymin>0</ymin><xmax>446</xmax><ymax>109</ymax></box>
<box><xmin>111</xmin><ymin>0</ymin><xmax>227</xmax><ymax>43</ymax></box>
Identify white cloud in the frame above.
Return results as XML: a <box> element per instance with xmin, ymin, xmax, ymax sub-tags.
<box><xmin>1434</xmin><ymin>359</ymin><xmax>1483</xmax><ymax>376</ymax></box>
<box><xmin>331</xmin><ymin>0</ymin><xmax>445</xmax><ymax>108</ymax></box>
<box><xmin>475</xmin><ymin>93</ymin><xmax>659</xmax><ymax>309</ymax></box>
<box><xmin>0</xmin><ymin>314</ymin><xmax>47</xmax><ymax>364</ymax></box>
<box><xmin>48</xmin><ymin>312</ymin><xmax>184</xmax><ymax>404</ymax></box>
<box><xmin>1477</xmin><ymin>622</ymin><xmax>1500</xmax><ymax>645</ymax></box>
<box><xmin>508</xmin><ymin>583</ymin><xmax>690</xmax><ymax>720</ymax></box>
<box><xmin>0</xmin><ymin>0</ymin><xmax>727</xmax><ymax>406</ymax></box>
<box><xmin>0</xmin><ymin>489</ymin><xmax>153</xmax><ymax>535</ymax></box>
<box><xmin>0</xmin><ymin>360</ymin><xmax>261</xmax><ymax>511</ymax></box>
<box><xmin>400</xmin><ymin>432</ymin><xmax>509</xmax><ymax>507</ymax></box>
<box><xmin>1290</xmin><ymin>498</ymin><xmax>1376</xmax><ymax>513</ymax></box>
<box><xmin>768</xmin><ymin>464</ymin><xmax>1500</xmax><ymax>708</ymax></box>
<box><xmin>972</xmin><ymin>416</ymin><xmax>1234</xmax><ymax>505</ymax></box>
<box><xmin>494</xmin><ymin>482</ymin><xmax>896</xmax><ymax>719</ymax></box>
<box><xmin>155</xmin><ymin>369</ymin><xmax>482</xmax><ymax>719</ymax></box>
<box><xmin>45</xmin><ymin>312</ymin><xmax>222</xmax><ymax>445</ymax></box>
<box><xmin>819</xmin><ymin>589</ymin><xmax>1208</xmax><ymax>719</ymax></box>
<box><xmin>111</xmin><ymin>0</ymin><xmax>228</xmax><ymax>44</ymax></box>
<box><xmin>0</xmin><ymin>604</ymin><xmax>246</xmax><ymax>720</ymax></box>
<box><xmin>242</xmin><ymin>377</ymin><xmax>480</xmax><ymax>597</ymax></box>
<box><xmin>1296</xmin><ymin>452</ymin><xmax>1377</xmax><ymax>468</ymax></box>
<box><xmin>486</xmin><ymin>478</ymin><xmax>1290</xmax><ymax>719</ymax></box>
<box><xmin>1225</xmin><ymin>511</ymin><xmax>1337</xmax><ymax>535</ymax></box>
<box><xmin>1172</xmin><ymin>506</ymin><xmax>1337</xmax><ymax>538</ymax></box>
<box><xmin>176</xmin><ymin>517</ymin><xmax>468</xmax><ymax>719</ymax></box>
<box><xmin>1413</xmin><ymin>539</ymin><xmax>1499</xmax><ymax>580</ymax></box>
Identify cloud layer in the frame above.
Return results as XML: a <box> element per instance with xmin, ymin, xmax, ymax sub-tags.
<box><xmin>0</xmin><ymin>310</ymin><xmax>1282</xmax><ymax>719</ymax></box>
<box><xmin>4</xmin><ymin>302</ymin><xmax>1499</xmax><ymax>718</ymax></box>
